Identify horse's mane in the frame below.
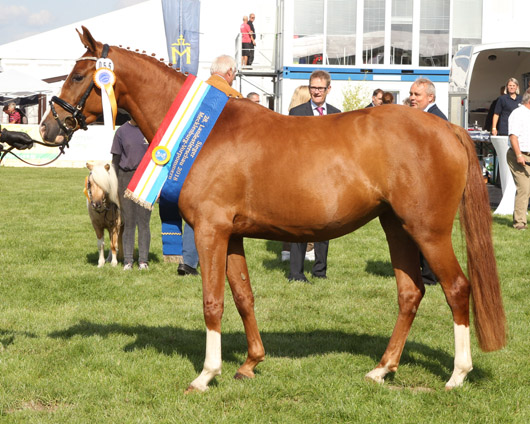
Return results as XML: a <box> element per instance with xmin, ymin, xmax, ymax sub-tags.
<box><xmin>90</xmin><ymin>163</ymin><xmax>120</xmax><ymax>207</ymax></box>
<box><xmin>113</xmin><ymin>43</ymin><xmax>187</xmax><ymax>79</ymax></box>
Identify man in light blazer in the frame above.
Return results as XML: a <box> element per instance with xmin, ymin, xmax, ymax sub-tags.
<box><xmin>288</xmin><ymin>70</ymin><xmax>341</xmax><ymax>283</ymax></box>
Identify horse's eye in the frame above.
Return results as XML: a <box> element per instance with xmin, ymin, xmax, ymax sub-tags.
<box><xmin>72</xmin><ymin>74</ymin><xmax>84</xmax><ymax>83</ymax></box>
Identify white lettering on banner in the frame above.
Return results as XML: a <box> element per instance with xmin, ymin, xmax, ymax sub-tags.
<box><xmin>167</xmin><ymin>111</ymin><xmax>209</xmax><ymax>182</ymax></box>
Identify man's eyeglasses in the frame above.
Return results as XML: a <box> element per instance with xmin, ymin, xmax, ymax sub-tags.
<box><xmin>309</xmin><ymin>86</ymin><xmax>329</xmax><ymax>92</ymax></box>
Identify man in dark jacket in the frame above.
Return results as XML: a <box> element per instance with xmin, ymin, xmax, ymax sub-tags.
<box><xmin>409</xmin><ymin>77</ymin><xmax>448</xmax><ymax>120</ymax></box>
<box><xmin>288</xmin><ymin>70</ymin><xmax>341</xmax><ymax>283</ymax></box>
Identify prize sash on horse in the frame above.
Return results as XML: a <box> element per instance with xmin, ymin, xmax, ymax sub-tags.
<box><xmin>126</xmin><ymin>74</ymin><xmax>228</xmax><ymax>207</ymax></box>
<box><xmin>125</xmin><ymin>74</ymin><xmax>228</xmax><ymax>254</ymax></box>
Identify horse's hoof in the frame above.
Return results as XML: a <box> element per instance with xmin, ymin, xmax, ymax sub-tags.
<box><xmin>184</xmin><ymin>384</ymin><xmax>208</xmax><ymax>394</ymax></box>
<box><xmin>365</xmin><ymin>369</ymin><xmax>385</xmax><ymax>385</ymax></box>
<box><xmin>234</xmin><ymin>372</ymin><xmax>250</xmax><ymax>380</ymax></box>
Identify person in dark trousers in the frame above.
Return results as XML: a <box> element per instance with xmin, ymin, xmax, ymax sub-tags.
<box><xmin>111</xmin><ymin>118</ymin><xmax>151</xmax><ymax>271</ymax></box>
<box><xmin>288</xmin><ymin>69</ymin><xmax>341</xmax><ymax>283</ymax></box>
<box><xmin>247</xmin><ymin>13</ymin><xmax>256</xmax><ymax>66</ymax></box>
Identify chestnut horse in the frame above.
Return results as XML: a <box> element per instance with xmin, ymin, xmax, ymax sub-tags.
<box><xmin>85</xmin><ymin>161</ymin><xmax>123</xmax><ymax>267</ymax></box>
<box><xmin>40</xmin><ymin>27</ymin><xmax>505</xmax><ymax>392</ymax></box>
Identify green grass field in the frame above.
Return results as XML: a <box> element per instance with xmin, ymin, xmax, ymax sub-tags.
<box><xmin>0</xmin><ymin>167</ymin><xmax>528</xmax><ymax>423</ymax></box>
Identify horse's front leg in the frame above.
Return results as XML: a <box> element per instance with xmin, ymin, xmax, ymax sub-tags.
<box><xmin>226</xmin><ymin>236</ymin><xmax>265</xmax><ymax>380</ymax></box>
<box><xmin>107</xmin><ymin>226</ymin><xmax>119</xmax><ymax>267</ymax></box>
<box><xmin>93</xmin><ymin>226</ymin><xmax>106</xmax><ymax>268</ymax></box>
<box><xmin>186</xmin><ymin>226</ymin><xmax>229</xmax><ymax>393</ymax></box>
<box><xmin>97</xmin><ymin>237</ymin><xmax>106</xmax><ymax>267</ymax></box>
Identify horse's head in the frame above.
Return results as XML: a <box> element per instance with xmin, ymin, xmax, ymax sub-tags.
<box><xmin>86</xmin><ymin>161</ymin><xmax>115</xmax><ymax>211</ymax></box>
<box><xmin>40</xmin><ymin>27</ymin><xmax>109</xmax><ymax>145</ymax></box>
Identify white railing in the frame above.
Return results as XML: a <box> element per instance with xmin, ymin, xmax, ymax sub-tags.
<box><xmin>234</xmin><ymin>32</ymin><xmax>282</xmax><ymax>72</ymax></box>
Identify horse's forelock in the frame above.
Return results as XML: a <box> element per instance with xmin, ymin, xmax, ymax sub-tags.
<box><xmin>90</xmin><ymin>164</ymin><xmax>120</xmax><ymax>206</ymax></box>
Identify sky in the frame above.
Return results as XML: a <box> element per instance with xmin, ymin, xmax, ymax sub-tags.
<box><xmin>0</xmin><ymin>0</ymin><xmax>146</xmax><ymax>45</ymax></box>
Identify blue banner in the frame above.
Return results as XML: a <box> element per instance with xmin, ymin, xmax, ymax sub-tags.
<box><xmin>161</xmin><ymin>0</ymin><xmax>200</xmax><ymax>76</ymax></box>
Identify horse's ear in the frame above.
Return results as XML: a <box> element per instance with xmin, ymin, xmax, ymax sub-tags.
<box><xmin>104</xmin><ymin>163</ymin><xmax>110</xmax><ymax>172</ymax></box>
<box><xmin>86</xmin><ymin>161</ymin><xmax>94</xmax><ymax>170</ymax></box>
<box><xmin>77</xmin><ymin>26</ymin><xmax>98</xmax><ymax>53</ymax></box>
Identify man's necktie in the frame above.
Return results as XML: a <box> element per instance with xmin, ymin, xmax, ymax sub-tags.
<box><xmin>316</xmin><ymin>106</ymin><xmax>324</xmax><ymax>115</ymax></box>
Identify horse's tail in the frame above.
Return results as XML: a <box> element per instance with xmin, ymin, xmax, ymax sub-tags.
<box><xmin>454</xmin><ymin>124</ymin><xmax>506</xmax><ymax>351</ymax></box>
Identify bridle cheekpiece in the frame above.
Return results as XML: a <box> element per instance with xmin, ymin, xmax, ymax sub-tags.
<box><xmin>49</xmin><ymin>44</ymin><xmax>110</xmax><ymax>143</ymax></box>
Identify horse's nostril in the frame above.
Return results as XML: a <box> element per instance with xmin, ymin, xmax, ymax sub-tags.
<box><xmin>39</xmin><ymin>124</ymin><xmax>46</xmax><ymax>139</ymax></box>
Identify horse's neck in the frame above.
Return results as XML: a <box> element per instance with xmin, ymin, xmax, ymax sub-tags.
<box><xmin>115</xmin><ymin>50</ymin><xmax>186</xmax><ymax>142</ymax></box>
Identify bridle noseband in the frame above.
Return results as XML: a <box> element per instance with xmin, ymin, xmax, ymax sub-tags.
<box><xmin>49</xmin><ymin>44</ymin><xmax>110</xmax><ymax>142</ymax></box>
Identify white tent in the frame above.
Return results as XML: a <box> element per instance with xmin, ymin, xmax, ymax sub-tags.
<box><xmin>0</xmin><ymin>69</ymin><xmax>52</xmax><ymax>97</ymax></box>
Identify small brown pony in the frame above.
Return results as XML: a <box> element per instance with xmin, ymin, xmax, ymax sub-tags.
<box><xmin>85</xmin><ymin>161</ymin><xmax>123</xmax><ymax>267</ymax></box>
<box><xmin>40</xmin><ymin>27</ymin><xmax>505</xmax><ymax>392</ymax></box>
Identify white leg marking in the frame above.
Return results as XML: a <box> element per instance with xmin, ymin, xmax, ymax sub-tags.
<box><xmin>189</xmin><ymin>329</ymin><xmax>222</xmax><ymax>392</ymax></box>
<box><xmin>97</xmin><ymin>237</ymin><xmax>105</xmax><ymax>268</ymax></box>
<box><xmin>365</xmin><ymin>365</ymin><xmax>391</xmax><ymax>384</ymax></box>
<box><xmin>106</xmin><ymin>249</ymin><xmax>117</xmax><ymax>266</ymax></box>
<box><xmin>446</xmin><ymin>323</ymin><xmax>473</xmax><ymax>389</ymax></box>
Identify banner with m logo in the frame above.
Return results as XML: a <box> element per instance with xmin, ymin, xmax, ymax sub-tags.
<box><xmin>162</xmin><ymin>0</ymin><xmax>200</xmax><ymax>76</ymax></box>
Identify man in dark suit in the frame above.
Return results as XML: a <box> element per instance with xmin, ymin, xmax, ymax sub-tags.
<box><xmin>409</xmin><ymin>77</ymin><xmax>447</xmax><ymax>286</ymax></box>
<box><xmin>288</xmin><ymin>70</ymin><xmax>341</xmax><ymax>283</ymax></box>
<box><xmin>364</xmin><ymin>88</ymin><xmax>384</xmax><ymax>108</ymax></box>
<box><xmin>409</xmin><ymin>77</ymin><xmax>448</xmax><ymax>120</ymax></box>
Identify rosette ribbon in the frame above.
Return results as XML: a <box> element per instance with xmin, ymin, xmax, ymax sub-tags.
<box><xmin>93</xmin><ymin>67</ymin><xmax>117</xmax><ymax>129</ymax></box>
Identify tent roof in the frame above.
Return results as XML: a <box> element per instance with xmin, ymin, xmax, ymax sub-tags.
<box><xmin>0</xmin><ymin>69</ymin><xmax>52</xmax><ymax>96</ymax></box>
<box><xmin>0</xmin><ymin>0</ymin><xmax>166</xmax><ymax>62</ymax></box>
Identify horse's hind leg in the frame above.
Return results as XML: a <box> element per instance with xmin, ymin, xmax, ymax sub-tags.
<box><xmin>225</xmin><ymin>236</ymin><xmax>265</xmax><ymax>380</ymax></box>
<box><xmin>420</xmin><ymin>237</ymin><xmax>472</xmax><ymax>389</ymax></box>
<box><xmin>117</xmin><ymin>222</ymin><xmax>124</xmax><ymax>262</ymax></box>
<box><xmin>365</xmin><ymin>211</ymin><xmax>425</xmax><ymax>384</ymax></box>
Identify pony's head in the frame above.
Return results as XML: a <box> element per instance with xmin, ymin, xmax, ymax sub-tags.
<box><xmin>86</xmin><ymin>161</ymin><xmax>119</xmax><ymax>210</ymax></box>
<box><xmin>40</xmin><ymin>27</ymin><xmax>110</xmax><ymax>145</ymax></box>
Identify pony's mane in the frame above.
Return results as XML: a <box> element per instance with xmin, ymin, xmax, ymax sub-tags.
<box><xmin>90</xmin><ymin>163</ymin><xmax>120</xmax><ymax>207</ymax></box>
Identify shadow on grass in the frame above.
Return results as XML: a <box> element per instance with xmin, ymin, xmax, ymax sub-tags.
<box><xmin>492</xmin><ymin>215</ymin><xmax>513</xmax><ymax>228</ymax></box>
<box><xmin>48</xmin><ymin>320</ymin><xmax>490</xmax><ymax>384</ymax></box>
<box><xmin>263</xmin><ymin>240</ymin><xmax>286</xmax><ymax>271</ymax></box>
<box><xmin>0</xmin><ymin>329</ymin><xmax>37</xmax><ymax>349</ymax></box>
<box><xmin>365</xmin><ymin>260</ymin><xmax>394</xmax><ymax>277</ymax></box>
<box><xmin>85</xmin><ymin>250</ymin><xmax>160</xmax><ymax>266</ymax></box>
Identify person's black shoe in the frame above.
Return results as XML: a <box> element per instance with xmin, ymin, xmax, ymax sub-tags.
<box><xmin>311</xmin><ymin>274</ymin><xmax>327</xmax><ymax>279</ymax></box>
<box><xmin>178</xmin><ymin>263</ymin><xmax>198</xmax><ymax>276</ymax></box>
<box><xmin>423</xmin><ymin>278</ymin><xmax>437</xmax><ymax>286</ymax></box>
<box><xmin>288</xmin><ymin>275</ymin><xmax>311</xmax><ymax>283</ymax></box>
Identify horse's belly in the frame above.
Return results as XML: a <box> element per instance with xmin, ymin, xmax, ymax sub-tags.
<box><xmin>233</xmin><ymin>187</ymin><xmax>385</xmax><ymax>242</ymax></box>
